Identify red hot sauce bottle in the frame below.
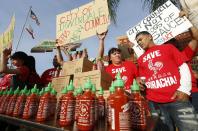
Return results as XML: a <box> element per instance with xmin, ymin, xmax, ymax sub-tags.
<box><xmin>111</xmin><ymin>72</ymin><xmax>131</xmax><ymax>131</ymax></box>
<box><xmin>77</xmin><ymin>79</ymin><xmax>95</xmax><ymax>131</ymax></box>
<box><xmin>130</xmin><ymin>79</ymin><xmax>146</xmax><ymax>130</ymax></box>
<box><xmin>97</xmin><ymin>87</ymin><xmax>105</xmax><ymax>119</ymax></box>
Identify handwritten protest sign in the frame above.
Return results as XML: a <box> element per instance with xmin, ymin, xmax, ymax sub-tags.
<box><xmin>56</xmin><ymin>0</ymin><xmax>110</xmax><ymax>46</ymax></box>
<box><xmin>0</xmin><ymin>15</ymin><xmax>15</xmax><ymax>53</ymax></box>
<box><xmin>126</xmin><ymin>1</ymin><xmax>192</xmax><ymax>45</ymax></box>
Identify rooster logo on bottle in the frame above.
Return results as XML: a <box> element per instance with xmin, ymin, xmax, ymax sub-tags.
<box><xmin>148</xmin><ymin>60</ymin><xmax>163</xmax><ymax>75</ymax></box>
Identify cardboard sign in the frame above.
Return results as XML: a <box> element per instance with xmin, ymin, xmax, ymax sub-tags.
<box><xmin>126</xmin><ymin>1</ymin><xmax>192</xmax><ymax>45</ymax></box>
<box><xmin>56</xmin><ymin>0</ymin><xmax>110</xmax><ymax>45</ymax></box>
<box><xmin>0</xmin><ymin>15</ymin><xmax>15</xmax><ymax>53</ymax></box>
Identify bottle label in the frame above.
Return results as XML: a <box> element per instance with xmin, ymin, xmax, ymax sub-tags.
<box><xmin>78</xmin><ymin>100</ymin><xmax>94</xmax><ymax>126</ymax></box>
<box><xmin>60</xmin><ymin>99</ymin><xmax>75</xmax><ymax>122</ymax></box>
<box><xmin>111</xmin><ymin>108</ymin><xmax>115</xmax><ymax>130</ymax></box>
<box><xmin>131</xmin><ymin>101</ymin><xmax>146</xmax><ymax>126</ymax></box>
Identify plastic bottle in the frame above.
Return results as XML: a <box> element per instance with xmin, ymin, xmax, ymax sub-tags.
<box><xmin>56</xmin><ymin>86</ymin><xmax>67</xmax><ymax>120</ymax></box>
<box><xmin>36</xmin><ymin>85</ymin><xmax>51</xmax><ymax>122</ymax></box>
<box><xmin>97</xmin><ymin>87</ymin><xmax>105</xmax><ymax>119</ymax></box>
<box><xmin>2</xmin><ymin>88</ymin><xmax>14</xmax><ymax>114</ymax></box>
<box><xmin>0</xmin><ymin>89</ymin><xmax>8</xmax><ymax>113</ymax></box>
<box><xmin>107</xmin><ymin>82</ymin><xmax>115</xmax><ymax>125</ymax></box>
<box><xmin>91</xmin><ymin>84</ymin><xmax>97</xmax><ymax>123</ymax></box>
<box><xmin>77</xmin><ymin>78</ymin><xmax>94</xmax><ymax>130</ymax></box>
<box><xmin>6</xmin><ymin>87</ymin><xmax>20</xmax><ymax>115</ymax></box>
<box><xmin>22</xmin><ymin>85</ymin><xmax>39</xmax><ymax>119</ymax></box>
<box><xmin>13</xmin><ymin>86</ymin><xmax>28</xmax><ymax>117</ymax></box>
<box><xmin>92</xmin><ymin>59</ymin><xmax>97</xmax><ymax>70</ymax></box>
<box><xmin>130</xmin><ymin>79</ymin><xmax>146</xmax><ymax>130</ymax></box>
<box><xmin>50</xmin><ymin>88</ymin><xmax>57</xmax><ymax>118</ymax></box>
<box><xmin>74</xmin><ymin>86</ymin><xmax>83</xmax><ymax>121</ymax></box>
<box><xmin>111</xmin><ymin>72</ymin><xmax>131</xmax><ymax>131</ymax></box>
<box><xmin>59</xmin><ymin>80</ymin><xmax>75</xmax><ymax>126</ymax></box>
<box><xmin>82</xmin><ymin>48</ymin><xmax>88</xmax><ymax>58</ymax></box>
<box><xmin>96</xmin><ymin>58</ymin><xmax>104</xmax><ymax>70</ymax></box>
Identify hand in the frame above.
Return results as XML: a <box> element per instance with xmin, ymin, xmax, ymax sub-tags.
<box><xmin>179</xmin><ymin>10</ymin><xmax>188</xmax><ymax>18</ymax></box>
<box><xmin>171</xmin><ymin>90</ymin><xmax>189</xmax><ymax>101</ymax></box>
<box><xmin>136</xmin><ymin>77</ymin><xmax>146</xmax><ymax>91</ymax></box>
<box><xmin>3</xmin><ymin>48</ymin><xmax>12</xmax><ymax>59</ymax></box>
<box><xmin>97</xmin><ymin>30</ymin><xmax>108</xmax><ymax>41</ymax></box>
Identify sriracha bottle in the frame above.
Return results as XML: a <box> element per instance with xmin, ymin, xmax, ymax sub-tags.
<box><xmin>6</xmin><ymin>87</ymin><xmax>20</xmax><ymax>115</ymax></box>
<box><xmin>50</xmin><ymin>88</ymin><xmax>57</xmax><ymax>118</ymax></box>
<box><xmin>58</xmin><ymin>80</ymin><xmax>75</xmax><ymax>126</ymax></box>
<box><xmin>130</xmin><ymin>79</ymin><xmax>146</xmax><ymax>130</ymax></box>
<box><xmin>2</xmin><ymin>88</ymin><xmax>14</xmax><ymax>114</ymax></box>
<box><xmin>97</xmin><ymin>87</ymin><xmax>105</xmax><ymax>119</ymax></box>
<box><xmin>57</xmin><ymin>86</ymin><xmax>67</xmax><ymax>120</ymax></box>
<box><xmin>77</xmin><ymin>79</ymin><xmax>95</xmax><ymax>130</ymax></box>
<box><xmin>22</xmin><ymin>85</ymin><xmax>39</xmax><ymax>119</ymax></box>
<box><xmin>74</xmin><ymin>86</ymin><xmax>83</xmax><ymax>121</ymax></box>
<box><xmin>36</xmin><ymin>85</ymin><xmax>51</xmax><ymax>122</ymax></box>
<box><xmin>111</xmin><ymin>72</ymin><xmax>131</xmax><ymax>131</ymax></box>
<box><xmin>107</xmin><ymin>82</ymin><xmax>115</xmax><ymax>125</ymax></box>
<box><xmin>91</xmin><ymin>84</ymin><xmax>97</xmax><ymax>123</ymax></box>
<box><xmin>13</xmin><ymin>86</ymin><xmax>28</xmax><ymax>117</ymax></box>
<box><xmin>0</xmin><ymin>89</ymin><xmax>8</xmax><ymax>113</ymax></box>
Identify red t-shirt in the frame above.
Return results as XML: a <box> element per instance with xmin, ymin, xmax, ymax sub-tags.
<box><xmin>0</xmin><ymin>74</ymin><xmax>13</xmax><ymax>90</ymax></box>
<box><xmin>138</xmin><ymin>44</ymin><xmax>186</xmax><ymax>103</ymax></box>
<box><xmin>105</xmin><ymin>61</ymin><xmax>138</xmax><ymax>90</ymax></box>
<box><xmin>182</xmin><ymin>46</ymin><xmax>198</xmax><ymax>93</ymax></box>
<box><xmin>40</xmin><ymin>68</ymin><xmax>56</xmax><ymax>86</ymax></box>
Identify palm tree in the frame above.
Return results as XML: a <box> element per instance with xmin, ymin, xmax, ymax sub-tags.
<box><xmin>107</xmin><ymin>0</ymin><xmax>120</xmax><ymax>24</ymax></box>
<box><xmin>142</xmin><ymin>0</ymin><xmax>181</xmax><ymax>12</ymax></box>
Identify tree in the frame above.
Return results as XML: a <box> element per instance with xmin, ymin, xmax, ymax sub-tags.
<box><xmin>142</xmin><ymin>0</ymin><xmax>181</xmax><ymax>12</ymax></box>
<box><xmin>107</xmin><ymin>0</ymin><xmax>120</xmax><ymax>24</ymax></box>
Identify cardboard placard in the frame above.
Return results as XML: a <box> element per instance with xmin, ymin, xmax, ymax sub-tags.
<box><xmin>61</xmin><ymin>58</ymin><xmax>93</xmax><ymax>76</ymax></box>
<box><xmin>73</xmin><ymin>70</ymin><xmax>112</xmax><ymax>90</ymax></box>
<box><xmin>56</xmin><ymin>0</ymin><xmax>110</xmax><ymax>45</ymax></box>
<box><xmin>126</xmin><ymin>1</ymin><xmax>192</xmax><ymax>45</ymax></box>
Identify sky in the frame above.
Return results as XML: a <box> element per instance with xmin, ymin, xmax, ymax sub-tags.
<box><xmin>0</xmin><ymin>0</ymin><xmax>149</xmax><ymax>75</ymax></box>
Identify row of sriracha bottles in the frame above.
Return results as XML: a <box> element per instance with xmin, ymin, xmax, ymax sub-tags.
<box><xmin>0</xmin><ymin>72</ymin><xmax>147</xmax><ymax>131</ymax></box>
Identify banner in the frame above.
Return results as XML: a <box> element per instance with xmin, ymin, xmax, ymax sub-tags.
<box><xmin>126</xmin><ymin>0</ymin><xmax>192</xmax><ymax>45</ymax></box>
<box><xmin>0</xmin><ymin>15</ymin><xmax>15</xmax><ymax>53</ymax></box>
<box><xmin>56</xmin><ymin>0</ymin><xmax>110</xmax><ymax>45</ymax></box>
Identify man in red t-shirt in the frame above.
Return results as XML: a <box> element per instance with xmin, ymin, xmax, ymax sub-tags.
<box><xmin>40</xmin><ymin>55</ymin><xmax>60</xmax><ymax>86</ymax></box>
<box><xmin>135</xmin><ymin>30</ymin><xmax>198</xmax><ymax>130</ymax></box>
<box><xmin>97</xmin><ymin>31</ymin><xmax>138</xmax><ymax>91</ymax></box>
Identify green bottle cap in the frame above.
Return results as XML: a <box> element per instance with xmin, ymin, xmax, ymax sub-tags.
<box><xmin>45</xmin><ymin>85</ymin><xmax>51</xmax><ymax>93</ymax></box>
<box><xmin>114</xmin><ymin>72</ymin><xmax>124</xmax><ymax>87</ymax></box>
<box><xmin>26</xmin><ymin>90</ymin><xmax>31</xmax><ymax>96</ymax></box>
<box><xmin>31</xmin><ymin>84</ymin><xmax>37</xmax><ymax>94</ymax></box>
<box><xmin>67</xmin><ymin>80</ymin><xmax>75</xmax><ymax>91</ymax></box>
<box><xmin>84</xmin><ymin>78</ymin><xmax>92</xmax><ymax>90</ymax></box>
<box><xmin>73</xmin><ymin>90</ymin><xmax>77</xmax><ymax>96</ymax></box>
<box><xmin>51</xmin><ymin>88</ymin><xmax>57</xmax><ymax>95</ymax></box>
<box><xmin>39</xmin><ymin>88</ymin><xmax>44</xmax><ymax>96</ymax></box>
<box><xmin>91</xmin><ymin>84</ymin><xmax>96</xmax><ymax>93</ymax></box>
<box><xmin>109</xmin><ymin>81</ymin><xmax>115</xmax><ymax>93</ymax></box>
<box><xmin>23</xmin><ymin>86</ymin><xmax>28</xmax><ymax>93</ymax></box>
<box><xmin>98</xmin><ymin>87</ymin><xmax>104</xmax><ymax>95</ymax></box>
<box><xmin>76</xmin><ymin>86</ymin><xmax>83</xmax><ymax>94</ymax></box>
<box><xmin>131</xmin><ymin>79</ymin><xmax>140</xmax><ymax>91</ymax></box>
<box><xmin>9</xmin><ymin>88</ymin><xmax>14</xmax><ymax>95</ymax></box>
<box><xmin>14</xmin><ymin>87</ymin><xmax>20</xmax><ymax>95</ymax></box>
<box><xmin>61</xmin><ymin>86</ymin><xmax>68</xmax><ymax>94</ymax></box>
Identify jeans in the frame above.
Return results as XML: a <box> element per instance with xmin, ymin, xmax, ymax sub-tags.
<box><xmin>192</xmin><ymin>92</ymin><xmax>198</xmax><ymax>114</ymax></box>
<box><xmin>153</xmin><ymin>101</ymin><xmax>198</xmax><ymax>131</ymax></box>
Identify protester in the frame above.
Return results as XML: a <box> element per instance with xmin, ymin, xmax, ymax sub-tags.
<box><xmin>97</xmin><ymin>31</ymin><xmax>138</xmax><ymax>91</ymax></box>
<box><xmin>135</xmin><ymin>30</ymin><xmax>198</xmax><ymax>131</ymax></box>
<box><xmin>26</xmin><ymin>55</ymin><xmax>41</xmax><ymax>88</ymax></box>
<box><xmin>0</xmin><ymin>48</ymin><xmax>30</xmax><ymax>89</ymax></box>
<box><xmin>40</xmin><ymin>55</ymin><xmax>61</xmax><ymax>86</ymax></box>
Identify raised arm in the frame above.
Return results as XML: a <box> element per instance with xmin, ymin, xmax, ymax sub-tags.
<box><xmin>97</xmin><ymin>30</ymin><xmax>108</xmax><ymax>59</ymax></box>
